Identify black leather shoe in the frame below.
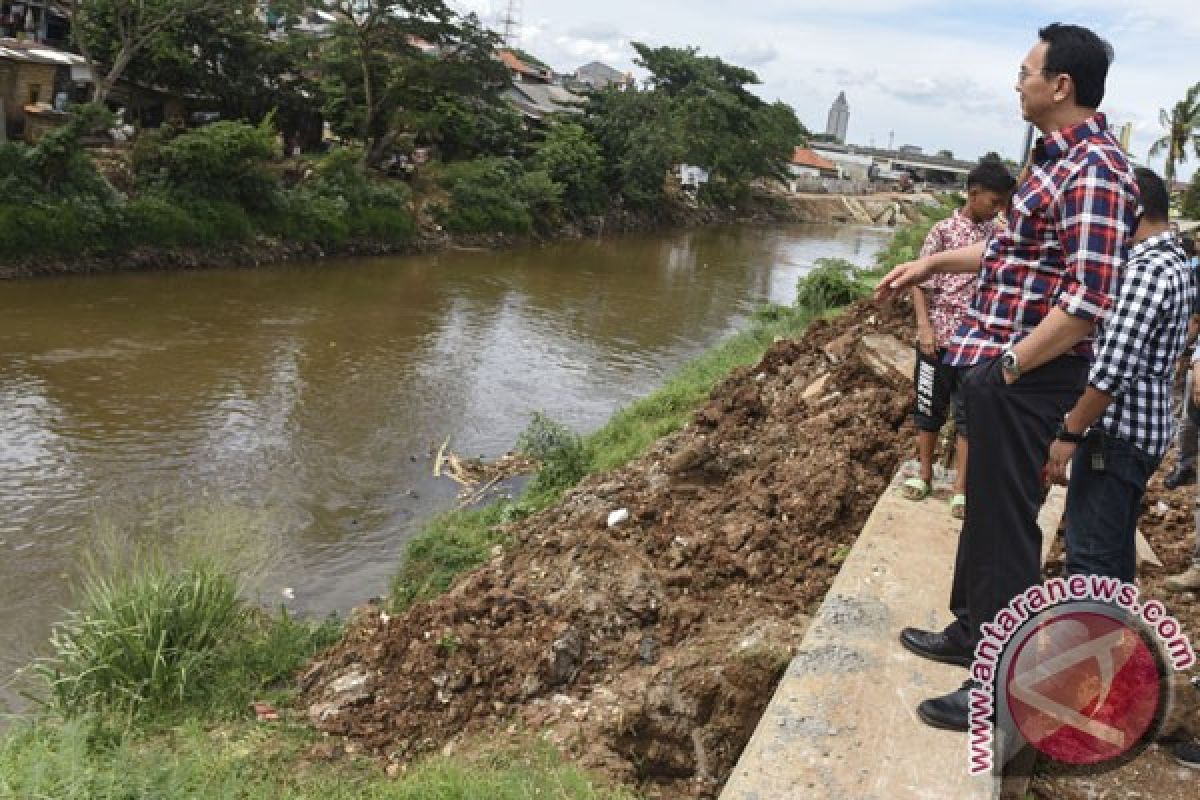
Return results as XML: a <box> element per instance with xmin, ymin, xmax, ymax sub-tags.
<box><xmin>1164</xmin><ymin>465</ymin><xmax>1197</xmax><ymax>490</ymax></box>
<box><xmin>917</xmin><ymin>681</ymin><xmax>979</xmax><ymax>732</ymax></box>
<box><xmin>900</xmin><ymin>627</ymin><xmax>973</xmax><ymax>667</ymax></box>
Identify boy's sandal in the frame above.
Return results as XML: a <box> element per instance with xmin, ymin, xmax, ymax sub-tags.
<box><xmin>950</xmin><ymin>493</ymin><xmax>967</xmax><ymax>519</ymax></box>
<box><xmin>901</xmin><ymin>477</ymin><xmax>932</xmax><ymax>501</ymax></box>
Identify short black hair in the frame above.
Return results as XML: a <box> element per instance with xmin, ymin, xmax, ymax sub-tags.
<box><xmin>967</xmin><ymin>159</ymin><xmax>1017</xmax><ymax>194</ymax></box>
<box><xmin>1038</xmin><ymin>23</ymin><xmax>1114</xmax><ymax>109</ymax></box>
<box><xmin>1134</xmin><ymin>167</ymin><xmax>1170</xmax><ymax>224</ymax></box>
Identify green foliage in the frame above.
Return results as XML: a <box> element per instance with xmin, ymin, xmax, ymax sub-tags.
<box><xmin>35</xmin><ymin>562</ymin><xmax>248</xmax><ymax>718</ymax></box>
<box><xmin>870</xmin><ymin>197</ymin><xmax>956</xmax><ymax>273</ymax></box>
<box><xmin>794</xmin><ymin>258</ymin><xmax>871</xmax><ymax>316</ymax></box>
<box><xmin>0</xmin><ymin>720</ymin><xmax>636</xmax><ymax>799</ymax></box>
<box><xmin>133</xmin><ymin>119</ymin><xmax>280</xmax><ymax>211</ymax></box>
<box><xmin>517</xmin><ymin>412</ymin><xmax>587</xmax><ymax>498</ymax></box>
<box><xmin>530</xmin><ymin>122</ymin><xmax>606</xmax><ymax>216</ymax></box>
<box><xmin>390</xmin><ymin>503</ymin><xmax>511</xmax><ymax>611</ymax></box>
<box><xmin>1182</xmin><ymin>171</ymin><xmax>1200</xmax><ymax>219</ymax></box>
<box><xmin>434</xmin><ymin>156</ymin><xmax>536</xmax><ymax>234</ymax></box>
<box><xmin>579</xmin><ymin>44</ymin><xmax>807</xmax><ymax>211</ymax></box>
<box><xmin>27</xmin><ymin>505</ymin><xmax>340</xmax><ymax>722</ymax></box>
<box><xmin>516</xmin><ymin>168</ymin><xmax>565</xmax><ymax>231</ymax></box>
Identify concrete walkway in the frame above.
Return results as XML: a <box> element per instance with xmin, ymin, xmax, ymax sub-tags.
<box><xmin>721</xmin><ymin>468</ymin><xmax>1067</xmax><ymax>800</ymax></box>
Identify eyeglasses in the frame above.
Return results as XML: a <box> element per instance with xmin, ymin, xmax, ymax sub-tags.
<box><xmin>1017</xmin><ymin>66</ymin><xmax>1063</xmax><ymax>83</ymax></box>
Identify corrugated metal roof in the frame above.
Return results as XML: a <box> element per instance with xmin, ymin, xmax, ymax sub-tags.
<box><xmin>0</xmin><ymin>37</ymin><xmax>87</xmax><ymax>66</ymax></box>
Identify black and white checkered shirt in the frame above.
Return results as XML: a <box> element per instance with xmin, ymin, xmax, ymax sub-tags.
<box><xmin>1090</xmin><ymin>232</ymin><xmax>1197</xmax><ymax>458</ymax></box>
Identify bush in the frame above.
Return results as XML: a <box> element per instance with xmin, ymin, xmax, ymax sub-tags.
<box><xmin>794</xmin><ymin>257</ymin><xmax>870</xmax><ymax>315</ymax></box>
<box><xmin>310</xmin><ymin>146</ymin><xmax>412</xmax><ymax>210</ymax></box>
<box><xmin>530</xmin><ymin>122</ymin><xmax>606</xmax><ymax>217</ymax></box>
<box><xmin>36</xmin><ymin>563</ymin><xmax>248</xmax><ymax>717</ymax></box>
<box><xmin>433</xmin><ymin>156</ymin><xmax>539</xmax><ymax>235</ymax></box>
<box><xmin>517</xmin><ymin>412</ymin><xmax>588</xmax><ymax>498</ymax></box>
<box><xmin>133</xmin><ymin>119</ymin><xmax>280</xmax><ymax>212</ymax></box>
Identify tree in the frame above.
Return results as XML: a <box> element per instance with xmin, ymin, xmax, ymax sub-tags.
<box><xmin>530</xmin><ymin>121</ymin><xmax>605</xmax><ymax>216</ymax></box>
<box><xmin>79</xmin><ymin>1</ymin><xmax>318</xmax><ymax>145</ymax></box>
<box><xmin>630</xmin><ymin>43</ymin><xmax>806</xmax><ymax>201</ymax></box>
<box><xmin>1182</xmin><ymin>171</ymin><xmax>1200</xmax><ymax>220</ymax></box>
<box><xmin>1149</xmin><ymin>82</ymin><xmax>1200</xmax><ymax>184</ymax></box>
<box><xmin>320</xmin><ymin>0</ymin><xmax>462</xmax><ymax>163</ymax></box>
<box><xmin>70</xmin><ymin>0</ymin><xmax>242</xmax><ymax>102</ymax></box>
<box><xmin>386</xmin><ymin>13</ymin><xmax>517</xmax><ymax>161</ymax></box>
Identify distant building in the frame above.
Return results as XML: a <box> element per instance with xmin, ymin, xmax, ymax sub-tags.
<box><xmin>825</xmin><ymin>91</ymin><xmax>849</xmax><ymax>144</ymax></box>
<box><xmin>898</xmin><ymin>144</ymin><xmax>923</xmax><ymax>155</ymax></box>
<box><xmin>574</xmin><ymin>61</ymin><xmax>633</xmax><ymax>91</ymax></box>
<box><xmin>498</xmin><ymin>48</ymin><xmax>584</xmax><ymax>120</ymax></box>
<box><xmin>0</xmin><ymin>1</ymin><xmax>70</xmax><ymax>48</ymax></box>
<box><xmin>0</xmin><ymin>37</ymin><xmax>92</xmax><ymax>142</ymax></box>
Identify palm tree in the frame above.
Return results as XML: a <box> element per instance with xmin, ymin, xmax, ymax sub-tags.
<box><xmin>1150</xmin><ymin>82</ymin><xmax>1200</xmax><ymax>184</ymax></box>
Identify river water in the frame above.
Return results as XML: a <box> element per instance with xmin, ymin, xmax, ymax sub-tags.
<box><xmin>0</xmin><ymin>224</ymin><xmax>890</xmax><ymax>715</ymax></box>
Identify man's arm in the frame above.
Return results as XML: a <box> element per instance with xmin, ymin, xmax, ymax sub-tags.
<box><xmin>1044</xmin><ymin>261</ymin><xmax>1165</xmax><ymax>483</ymax></box>
<box><xmin>874</xmin><ymin>241</ymin><xmax>986</xmax><ymax>303</ymax></box>
<box><xmin>1044</xmin><ymin>386</ymin><xmax>1113</xmax><ymax>484</ymax></box>
<box><xmin>1005</xmin><ymin>308</ymin><xmax>1094</xmax><ymax>381</ymax></box>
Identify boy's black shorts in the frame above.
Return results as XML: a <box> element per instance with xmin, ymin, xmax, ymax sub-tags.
<box><xmin>913</xmin><ymin>345</ymin><xmax>967</xmax><ymax>434</ymax></box>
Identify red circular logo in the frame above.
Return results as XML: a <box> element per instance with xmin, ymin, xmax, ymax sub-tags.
<box><xmin>1004</xmin><ymin>610</ymin><xmax>1165</xmax><ymax>766</ymax></box>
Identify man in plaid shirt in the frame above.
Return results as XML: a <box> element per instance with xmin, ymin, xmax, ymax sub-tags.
<box><xmin>1044</xmin><ymin>168</ymin><xmax>1195</xmax><ymax>582</ymax></box>
<box><xmin>875</xmin><ymin>23</ymin><xmax>1141</xmax><ymax>731</ymax></box>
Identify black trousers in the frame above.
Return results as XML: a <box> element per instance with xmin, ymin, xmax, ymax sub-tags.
<box><xmin>945</xmin><ymin>354</ymin><xmax>1088</xmax><ymax>649</ymax></box>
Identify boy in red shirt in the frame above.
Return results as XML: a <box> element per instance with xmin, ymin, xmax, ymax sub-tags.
<box><xmin>903</xmin><ymin>160</ymin><xmax>1016</xmax><ymax>517</ymax></box>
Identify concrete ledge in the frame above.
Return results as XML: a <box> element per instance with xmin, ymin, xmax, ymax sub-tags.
<box><xmin>721</xmin><ymin>470</ymin><xmax>1067</xmax><ymax>799</ymax></box>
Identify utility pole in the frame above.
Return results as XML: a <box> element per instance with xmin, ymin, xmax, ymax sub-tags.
<box><xmin>500</xmin><ymin>0</ymin><xmax>523</xmax><ymax>47</ymax></box>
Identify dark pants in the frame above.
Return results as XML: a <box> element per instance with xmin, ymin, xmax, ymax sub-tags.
<box><xmin>1064</xmin><ymin>433</ymin><xmax>1160</xmax><ymax>583</ymax></box>
<box><xmin>945</xmin><ymin>355</ymin><xmax>1088</xmax><ymax>649</ymax></box>
<box><xmin>913</xmin><ymin>346</ymin><xmax>967</xmax><ymax>434</ymax></box>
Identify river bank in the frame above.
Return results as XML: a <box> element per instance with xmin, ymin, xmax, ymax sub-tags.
<box><xmin>0</xmin><ymin>191</ymin><xmax>938</xmax><ymax>280</ymax></box>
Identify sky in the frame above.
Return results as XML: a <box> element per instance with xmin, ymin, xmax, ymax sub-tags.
<box><xmin>451</xmin><ymin>0</ymin><xmax>1200</xmax><ymax>180</ymax></box>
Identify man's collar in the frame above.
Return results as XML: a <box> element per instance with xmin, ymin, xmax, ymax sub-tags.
<box><xmin>1034</xmin><ymin>112</ymin><xmax>1108</xmax><ymax>161</ymax></box>
<box><xmin>1129</xmin><ymin>230</ymin><xmax>1178</xmax><ymax>259</ymax></box>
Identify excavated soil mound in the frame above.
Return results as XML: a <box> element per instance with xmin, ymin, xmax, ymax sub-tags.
<box><xmin>300</xmin><ymin>300</ymin><xmax>916</xmax><ymax>797</ymax></box>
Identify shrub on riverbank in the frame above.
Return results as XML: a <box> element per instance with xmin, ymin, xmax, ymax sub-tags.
<box><xmin>28</xmin><ymin>509</ymin><xmax>340</xmax><ymax>723</ymax></box>
<box><xmin>0</xmin><ymin>120</ymin><xmax>417</xmax><ymax>265</ymax></box>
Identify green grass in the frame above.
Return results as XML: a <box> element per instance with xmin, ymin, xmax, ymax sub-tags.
<box><xmin>25</xmin><ymin>504</ymin><xmax>340</xmax><ymax>724</ymax></box>
<box><xmin>0</xmin><ymin>716</ymin><xmax>636</xmax><ymax>800</ymax></box>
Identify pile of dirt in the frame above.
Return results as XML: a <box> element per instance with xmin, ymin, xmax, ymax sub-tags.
<box><xmin>299</xmin><ymin>299</ymin><xmax>917</xmax><ymax>798</ymax></box>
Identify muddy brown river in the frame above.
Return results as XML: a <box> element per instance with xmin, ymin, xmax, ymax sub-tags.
<box><xmin>0</xmin><ymin>224</ymin><xmax>889</xmax><ymax>715</ymax></box>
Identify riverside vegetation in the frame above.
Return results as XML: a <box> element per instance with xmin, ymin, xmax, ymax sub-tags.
<box><xmin>0</xmin><ymin>201</ymin><xmax>955</xmax><ymax>798</ymax></box>
<box><xmin>2</xmin><ymin>1</ymin><xmax>806</xmax><ymax>273</ymax></box>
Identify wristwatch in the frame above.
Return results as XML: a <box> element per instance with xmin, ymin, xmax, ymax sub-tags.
<box><xmin>1000</xmin><ymin>347</ymin><xmax>1022</xmax><ymax>381</ymax></box>
<box><xmin>1055</xmin><ymin>421</ymin><xmax>1087</xmax><ymax>444</ymax></box>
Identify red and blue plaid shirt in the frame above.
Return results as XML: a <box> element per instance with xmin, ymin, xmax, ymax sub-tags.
<box><xmin>947</xmin><ymin>113</ymin><xmax>1141</xmax><ymax>367</ymax></box>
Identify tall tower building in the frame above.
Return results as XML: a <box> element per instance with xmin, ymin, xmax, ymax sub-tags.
<box><xmin>826</xmin><ymin>91</ymin><xmax>850</xmax><ymax>144</ymax></box>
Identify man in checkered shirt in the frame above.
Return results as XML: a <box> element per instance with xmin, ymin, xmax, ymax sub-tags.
<box><xmin>1043</xmin><ymin>168</ymin><xmax>1196</xmax><ymax>582</ymax></box>
<box><xmin>875</xmin><ymin>23</ymin><xmax>1141</xmax><ymax>731</ymax></box>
